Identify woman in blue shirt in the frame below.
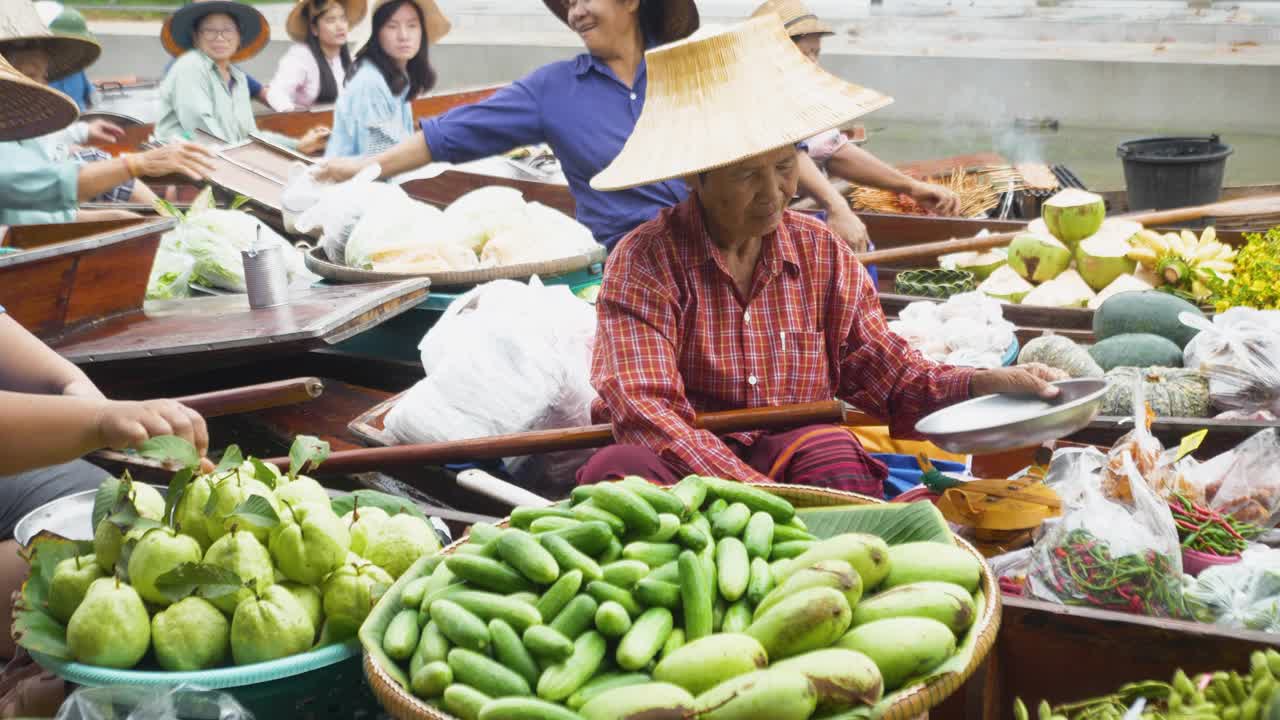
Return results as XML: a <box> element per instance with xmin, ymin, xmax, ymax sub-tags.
<box><xmin>326</xmin><ymin>0</ymin><xmax>450</xmax><ymax>158</ymax></box>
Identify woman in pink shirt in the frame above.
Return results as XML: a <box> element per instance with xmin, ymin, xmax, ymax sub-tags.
<box><xmin>266</xmin><ymin>0</ymin><xmax>365</xmax><ymax>111</ymax></box>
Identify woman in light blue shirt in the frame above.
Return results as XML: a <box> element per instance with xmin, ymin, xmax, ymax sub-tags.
<box><xmin>325</xmin><ymin>0</ymin><xmax>449</xmax><ymax>158</ymax></box>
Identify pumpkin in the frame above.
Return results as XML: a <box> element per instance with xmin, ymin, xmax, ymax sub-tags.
<box><xmin>1100</xmin><ymin>366</ymin><xmax>1211</xmax><ymax>417</ymax></box>
<box><xmin>1018</xmin><ymin>334</ymin><xmax>1104</xmax><ymax>378</ymax></box>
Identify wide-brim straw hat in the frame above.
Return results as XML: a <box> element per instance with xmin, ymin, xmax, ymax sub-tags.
<box><xmin>161</xmin><ymin>0</ymin><xmax>270</xmax><ymax>62</ymax></box>
<box><xmin>591</xmin><ymin>15</ymin><xmax>890</xmax><ymax>191</ymax></box>
<box><xmin>367</xmin><ymin>0</ymin><xmax>450</xmax><ymax>45</ymax></box>
<box><xmin>0</xmin><ymin>0</ymin><xmax>100</xmax><ymax>82</ymax></box>
<box><xmin>285</xmin><ymin>0</ymin><xmax>368</xmax><ymax>43</ymax></box>
<box><xmin>751</xmin><ymin>0</ymin><xmax>834</xmax><ymax>37</ymax></box>
<box><xmin>35</xmin><ymin>2</ymin><xmax>96</xmax><ymax>44</ymax></box>
<box><xmin>541</xmin><ymin>0</ymin><xmax>698</xmax><ymax>45</ymax></box>
<box><xmin>0</xmin><ymin>51</ymin><xmax>78</xmax><ymax>140</ymax></box>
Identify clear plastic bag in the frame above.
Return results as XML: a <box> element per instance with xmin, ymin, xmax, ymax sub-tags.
<box><xmin>1029</xmin><ymin>447</ymin><xmax>1187</xmax><ymax>617</ymax></box>
<box><xmin>1203</xmin><ymin>428</ymin><xmax>1280</xmax><ymax>527</ymax></box>
<box><xmin>56</xmin><ymin>684</ymin><xmax>250</xmax><ymax>720</ymax></box>
<box><xmin>1184</xmin><ymin>546</ymin><xmax>1280</xmax><ymax>628</ymax></box>
<box><xmin>280</xmin><ymin>161</ymin><xmax>325</xmax><ymax>236</ymax></box>
<box><xmin>161</xmin><ymin>209</ymin><xmax>318</xmax><ymax>292</ymax></box>
<box><xmin>384</xmin><ymin>278</ymin><xmax>597</xmax><ymax>495</ymax></box>
<box><xmin>1181</xmin><ymin>309</ymin><xmax>1280</xmax><ymax>416</ymax></box>
<box><xmin>292</xmin><ymin>165</ymin><xmax>406</xmax><ymax>264</ymax></box>
<box><xmin>146</xmin><ymin>246</ymin><xmax>196</xmax><ymax>300</ymax></box>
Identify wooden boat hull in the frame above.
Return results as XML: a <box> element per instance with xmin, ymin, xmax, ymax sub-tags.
<box><xmin>1097</xmin><ymin>183</ymin><xmax>1280</xmax><ymax>232</ymax></box>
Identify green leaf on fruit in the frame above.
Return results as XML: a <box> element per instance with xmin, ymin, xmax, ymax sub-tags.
<box><xmin>203</xmin><ymin>481</ymin><xmax>221</xmax><ymax>516</ymax></box>
<box><xmin>138</xmin><ymin>435</ymin><xmax>200</xmax><ymax>469</ymax></box>
<box><xmin>329</xmin><ymin>490</ymin><xmax>428</xmax><ymax>523</ymax></box>
<box><xmin>229</xmin><ymin>495</ymin><xmax>280</xmax><ymax>529</ymax></box>
<box><xmin>163</xmin><ymin>467</ymin><xmax>194</xmax><ymax>528</ymax></box>
<box><xmin>215</xmin><ymin>445</ymin><xmax>244</xmax><ymax>473</ymax></box>
<box><xmin>155</xmin><ymin>562</ymin><xmax>243</xmax><ymax>603</ymax></box>
<box><xmin>91</xmin><ymin>475</ymin><xmax>127</xmax><ymax>531</ymax></box>
<box><xmin>288</xmin><ymin>435</ymin><xmax>330</xmax><ymax>480</ymax></box>
<box><xmin>250</xmin><ymin>458</ymin><xmax>278</xmax><ymax>488</ymax></box>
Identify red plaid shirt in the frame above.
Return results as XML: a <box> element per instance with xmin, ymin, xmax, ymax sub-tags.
<box><xmin>590</xmin><ymin>194</ymin><xmax>976</xmax><ymax>484</ymax></box>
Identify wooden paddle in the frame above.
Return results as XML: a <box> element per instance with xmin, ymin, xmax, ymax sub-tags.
<box><xmin>855</xmin><ymin>193</ymin><xmax>1280</xmax><ymax>266</ymax></box>
<box><xmin>172</xmin><ymin>377</ymin><xmax>325</xmax><ymax>418</ymax></box>
<box><xmin>265</xmin><ymin>400</ymin><xmax>858</xmax><ymax>475</ymax></box>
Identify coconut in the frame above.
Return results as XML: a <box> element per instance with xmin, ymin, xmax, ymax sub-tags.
<box><xmin>1087</xmin><ymin>273</ymin><xmax>1154</xmax><ymax>309</ymax></box>
<box><xmin>978</xmin><ymin>265</ymin><xmax>1034</xmax><ymax>303</ymax></box>
<box><xmin>940</xmin><ymin>249</ymin><xmax>1008</xmax><ymax>281</ymax></box>
<box><xmin>1027</xmin><ymin>218</ymin><xmax>1050</xmax><ymax>236</ymax></box>
<box><xmin>1041</xmin><ymin>189</ymin><xmax>1106</xmax><ymax>248</ymax></box>
<box><xmin>1021</xmin><ymin>269</ymin><xmax>1096</xmax><ymax>308</ymax></box>
<box><xmin>1074</xmin><ymin>219</ymin><xmax>1142</xmax><ymax>291</ymax></box>
<box><xmin>1007</xmin><ymin>232</ymin><xmax>1072</xmax><ymax>283</ymax></box>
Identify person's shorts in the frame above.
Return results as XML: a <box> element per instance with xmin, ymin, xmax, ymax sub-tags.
<box><xmin>805</xmin><ymin>128</ymin><xmax>850</xmax><ymax>167</ymax></box>
<box><xmin>0</xmin><ymin>461</ymin><xmax>109</xmax><ymax>539</ymax></box>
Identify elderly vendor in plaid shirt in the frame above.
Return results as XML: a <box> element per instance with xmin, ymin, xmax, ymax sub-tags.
<box><xmin>577</xmin><ymin>15</ymin><xmax>1065</xmax><ymax>497</ymax></box>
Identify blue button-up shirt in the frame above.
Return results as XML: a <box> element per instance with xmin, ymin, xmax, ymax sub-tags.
<box><xmin>420</xmin><ymin>52</ymin><xmax>688</xmax><ymax>249</ymax></box>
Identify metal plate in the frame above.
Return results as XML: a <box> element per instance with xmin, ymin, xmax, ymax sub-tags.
<box><xmin>915</xmin><ymin>378</ymin><xmax>1109</xmax><ymax>455</ymax></box>
<box><xmin>304</xmin><ymin>244</ymin><xmax>605</xmax><ymax>290</ymax></box>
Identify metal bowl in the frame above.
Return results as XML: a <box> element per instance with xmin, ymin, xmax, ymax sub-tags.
<box><xmin>915</xmin><ymin>378</ymin><xmax>1109</xmax><ymax>455</ymax></box>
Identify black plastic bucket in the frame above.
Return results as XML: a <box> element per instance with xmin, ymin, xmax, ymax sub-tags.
<box><xmin>1116</xmin><ymin>135</ymin><xmax>1232</xmax><ymax>211</ymax></box>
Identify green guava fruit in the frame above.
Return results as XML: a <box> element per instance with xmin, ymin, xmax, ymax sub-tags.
<box><xmin>280</xmin><ymin>581</ymin><xmax>323</xmax><ymax>634</ymax></box>
<box><xmin>152</xmin><ymin>596</ymin><xmax>230</xmax><ymax>671</ymax></box>
<box><xmin>131</xmin><ymin>483</ymin><xmax>165</xmax><ymax>522</ymax></box>
<box><xmin>66</xmin><ymin>577</ymin><xmax>150</xmax><ymax>669</ymax></box>
<box><xmin>275</xmin><ymin>476</ymin><xmax>331</xmax><ymax>508</ymax></box>
<box><xmin>126</xmin><ymin>526</ymin><xmax>203</xmax><ymax>606</ymax></box>
<box><xmin>268</xmin><ymin>502</ymin><xmax>350</xmax><ymax>586</ymax></box>
<box><xmin>173</xmin><ymin>474</ymin><xmax>215</xmax><ymax>550</ymax></box>
<box><xmin>204</xmin><ymin>474</ymin><xmax>280</xmax><ymax>545</ymax></box>
<box><xmin>343</xmin><ymin>506</ymin><xmax>390</xmax><ymax>556</ymax></box>
<box><xmin>93</xmin><ymin>524</ymin><xmax>150</xmax><ymax>574</ymax></box>
<box><xmin>322</xmin><ymin>556</ymin><xmax>394</xmax><ymax>636</ymax></box>
<box><xmin>48</xmin><ymin>554</ymin><xmax>105</xmax><ymax>623</ymax></box>
<box><xmin>230</xmin><ymin>585</ymin><xmax>315</xmax><ymax>665</ymax></box>
<box><xmin>360</xmin><ymin>514</ymin><xmax>439</xmax><ymax>579</ymax></box>
<box><xmin>202</xmin><ymin>528</ymin><xmax>275</xmax><ymax>615</ymax></box>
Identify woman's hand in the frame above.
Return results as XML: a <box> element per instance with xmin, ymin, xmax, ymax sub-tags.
<box><xmin>970</xmin><ymin>363</ymin><xmax>1069</xmax><ymax>400</ymax></box>
<box><xmin>95</xmin><ymin>399</ymin><xmax>209</xmax><ymax>458</ymax></box>
<box><xmin>910</xmin><ymin>180</ymin><xmax>963</xmax><ymax>216</ymax></box>
<box><xmin>313</xmin><ymin>156</ymin><xmax>371</xmax><ymax>184</ymax></box>
<box><xmin>827</xmin><ymin>206</ymin><xmax>871</xmax><ymax>253</ymax></box>
<box><xmin>85</xmin><ymin>120</ymin><xmax>125</xmax><ymax>145</ymax></box>
<box><xmin>296</xmin><ymin>126</ymin><xmax>331</xmax><ymax>155</ymax></box>
<box><xmin>136</xmin><ymin>142</ymin><xmax>218</xmax><ymax>181</ymax></box>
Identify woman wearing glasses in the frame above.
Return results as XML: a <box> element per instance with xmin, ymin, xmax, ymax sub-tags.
<box><xmin>155</xmin><ymin>1</ymin><xmax>329</xmax><ymax>153</ymax></box>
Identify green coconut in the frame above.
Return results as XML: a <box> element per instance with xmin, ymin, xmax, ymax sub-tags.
<box><xmin>940</xmin><ymin>249</ymin><xmax>1007</xmax><ymax>280</ymax></box>
<box><xmin>978</xmin><ymin>265</ymin><xmax>1034</xmax><ymax>303</ymax></box>
<box><xmin>1041</xmin><ymin>189</ymin><xmax>1106</xmax><ymax>247</ymax></box>
<box><xmin>1074</xmin><ymin>220</ymin><xmax>1142</xmax><ymax>291</ymax></box>
<box><xmin>1007</xmin><ymin>232</ymin><xmax>1072</xmax><ymax>283</ymax></box>
<box><xmin>1021</xmin><ymin>269</ymin><xmax>1096</xmax><ymax>308</ymax></box>
<box><xmin>1087</xmin><ymin>273</ymin><xmax>1154</xmax><ymax>310</ymax></box>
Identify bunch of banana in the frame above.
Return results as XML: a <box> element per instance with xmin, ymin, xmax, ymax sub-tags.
<box><xmin>1128</xmin><ymin>227</ymin><xmax>1237</xmax><ymax>299</ymax></box>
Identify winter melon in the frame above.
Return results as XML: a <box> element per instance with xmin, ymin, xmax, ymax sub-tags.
<box><xmin>1092</xmin><ymin>291</ymin><xmax>1203</xmax><ymax>348</ymax></box>
<box><xmin>1018</xmin><ymin>335</ymin><xmax>1103</xmax><ymax>378</ymax></box>
<box><xmin>1088</xmin><ymin>333</ymin><xmax>1183</xmax><ymax>372</ymax></box>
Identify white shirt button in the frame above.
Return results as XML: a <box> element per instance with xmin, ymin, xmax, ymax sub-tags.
<box><xmin>748</xmin><ymin>375</ymin><xmax>758</xmax><ymax>386</ymax></box>
<box><xmin>630</xmin><ymin>92</ymin><xmax>637</xmax><ymax>100</ymax></box>
<box><xmin>743</xmin><ymin>310</ymin><xmax>751</xmax><ymax>324</ymax></box>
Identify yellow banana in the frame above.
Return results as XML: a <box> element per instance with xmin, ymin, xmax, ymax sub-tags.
<box><xmin>1194</xmin><ymin>241</ymin><xmax>1225</xmax><ymax>262</ymax></box>
<box><xmin>1200</xmin><ymin>226</ymin><xmax>1217</xmax><ymax>246</ymax></box>
<box><xmin>1127</xmin><ymin>247</ymin><xmax>1159</xmax><ymax>264</ymax></box>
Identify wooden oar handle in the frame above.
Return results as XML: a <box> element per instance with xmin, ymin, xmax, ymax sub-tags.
<box><xmin>267</xmin><ymin>400</ymin><xmax>846</xmax><ymax>474</ymax></box>
<box><xmin>856</xmin><ymin>230</ymin><xmax>1022</xmax><ymax>266</ymax></box>
<box><xmin>176</xmin><ymin>377</ymin><xmax>324</xmax><ymax>418</ymax></box>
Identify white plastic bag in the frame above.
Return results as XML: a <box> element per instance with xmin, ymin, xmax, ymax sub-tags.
<box><xmin>344</xmin><ymin>198</ymin><xmax>480</xmax><ymax>273</ymax></box>
<box><xmin>1185</xmin><ymin>546</ymin><xmax>1280</xmax><ymax>629</ymax></box>
<box><xmin>1182</xmin><ymin>309</ymin><xmax>1280</xmax><ymax>416</ymax></box>
<box><xmin>161</xmin><ymin>208</ymin><xmax>318</xmax><ymax>292</ymax></box>
<box><xmin>56</xmin><ymin>684</ymin><xmax>250</xmax><ymax>720</ymax></box>
<box><xmin>385</xmin><ymin>278</ymin><xmax>598</xmax><ymax>495</ymax></box>
<box><xmin>280</xmin><ymin>161</ymin><xmax>325</xmax><ymax>235</ymax></box>
<box><xmin>145</xmin><ymin>246</ymin><xmax>195</xmax><ymax>300</ymax></box>
<box><xmin>294</xmin><ymin>164</ymin><xmax>409</xmax><ymax>264</ymax></box>
<box><xmin>1204</xmin><ymin>428</ymin><xmax>1280</xmax><ymax>527</ymax></box>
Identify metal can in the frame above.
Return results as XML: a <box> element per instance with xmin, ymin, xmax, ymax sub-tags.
<box><xmin>242</xmin><ymin>245</ymin><xmax>290</xmax><ymax>309</ymax></box>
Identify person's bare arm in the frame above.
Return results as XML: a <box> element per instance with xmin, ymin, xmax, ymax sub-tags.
<box><xmin>0</xmin><ymin>314</ymin><xmax>98</xmax><ymax>397</ymax></box>
<box><xmin>827</xmin><ymin>144</ymin><xmax>962</xmax><ymax>216</ymax></box>
<box><xmin>75</xmin><ymin>156</ymin><xmax>135</xmax><ymax>201</ymax></box>
<box><xmin>795</xmin><ymin>152</ymin><xmax>869</xmax><ymax>252</ymax></box>
<box><xmin>314</xmin><ymin>133</ymin><xmax>434</xmax><ymax>183</ymax></box>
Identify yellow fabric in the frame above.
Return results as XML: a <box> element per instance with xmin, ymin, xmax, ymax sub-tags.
<box><xmin>847</xmin><ymin>425</ymin><xmax>968</xmax><ymax>464</ymax></box>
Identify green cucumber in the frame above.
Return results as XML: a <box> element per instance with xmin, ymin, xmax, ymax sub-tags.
<box><xmin>411</xmin><ymin>660</ymin><xmax>452</xmax><ymax>699</ymax></box>
<box><xmin>442</xmin><ymin>684</ymin><xmax>492</xmax><ymax>720</ymax></box>
<box><xmin>571</xmin><ymin>485</ymin><xmax>599</xmax><ymax>504</ymax></box>
<box><xmin>535</xmin><ymin>569</ymin><xmax>584</xmax><ymax>622</ymax></box>
<box><xmin>602</xmin><ymin>560</ymin><xmax>651</xmax><ymax>589</ymax></box>
<box><xmin>671</xmin><ymin>476</ymin><xmax>708</xmax><ymax>514</ymax></box>
<box><xmin>742</xmin><ymin>512</ymin><xmax>775</xmax><ymax>559</ymax></box>
<box><xmin>679</xmin><ymin>550</ymin><xmax>713</xmax><ymax>640</ymax></box>
<box><xmin>571</xmin><ymin>501</ymin><xmax>626</xmax><ymax>536</ymax></box>
<box><xmin>746</xmin><ymin>557</ymin><xmax>775</xmax><ymax>606</ymax></box>
<box><xmin>715</xmin><ymin>537</ymin><xmax>750</xmax><ymax>602</ymax></box>
<box><xmin>635</xmin><ymin>578</ymin><xmax>681</xmax><ymax>610</ymax></box>
<box><xmin>550</xmin><ymin>594</ymin><xmax>600</xmax><ymax>639</ymax></box>
<box><xmin>771</xmin><ymin>524</ymin><xmax>816</xmax><ymax>543</ymax></box>
<box><xmin>450</xmin><ymin>590</ymin><xmax>543</xmax><ymax>633</ymax></box>
<box><xmin>675</xmin><ymin>523</ymin><xmax>710</xmax><ymax>552</ymax></box>
<box><xmin>447</xmin><ymin>647</ymin><xmax>532</xmax><ymax>698</ymax></box>
<box><xmin>445</xmin><ymin>554</ymin><xmax>535</xmax><ymax>593</ymax></box>
<box><xmin>591</xmin><ymin>483</ymin><xmax>661</xmax><ymax>536</ymax></box>
<box><xmin>711</xmin><ymin>503</ymin><xmax>751</xmax><ymax>539</ymax></box>
<box><xmin>400</xmin><ymin>576</ymin><xmax>432</xmax><ymax>610</ymax></box>
<box><xmin>599</xmin><ymin>536</ymin><xmax>623</xmax><ymax>564</ymax></box>
<box><xmin>647</xmin><ymin>560</ymin><xmax>680</xmax><ymax>584</ymax></box>
<box><xmin>522</xmin><ymin>624</ymin><xmax>575</xmax><ymax>661</ymax></box>
<box><xmin>510</xmin><ymin>506</ymin><xmax>577</xmax><ymax>529</ymax></box>
<box><xmin>541</xmin><ymin>534</ymin><xmax>603</xmax><ymax>582</ymax></box>
<box><xmin>537</xmin><ymin>630</ymin><xmax>609</xmax><ymax>701</ymax></box>
<box><xmin>468</xmin><ymin>522</ymin><xmax>504</xmax><ymax>545</ymax></box>
<box><xmin>431</xmin><ymin>598</ymin><xmax>491</xmax><ymax>653</ymax></box>
<box><xmin>586</xmin><ymin>581</ymin><xmax>642</xmax><ymax>617</ymax></box>
<box><xmin>701</xmin><ymin>477</ymin><xmax>796</xmax><ymax>523</ymax></box>
<box><xmin>617</xmin><ymin>607</ymin><xmax>674</xmax><ymax>671</ymax></box>
<box><xmin>712</xmin><ymin>595</ymin><xmax>727</xmax><ymax>632</ymax></box>
<box><xmin>619</xmin><ymin>476</ymin><xmax>689</xmax><ymax>518</ymax></box>
<box><xmin>509</xmin><ymin>592</ymin><xmax>539</xmax><ymax>606</ymax></box>
<box><xmin>478</xmin><ymin>697</ymin><xmax>583</xmax><ymax>720</ymax></box>
<box><xmin>721</xmin><ymin>600</ymin><xmax>752</xmax><ymax>633</ymax></box>
<box><xmin>496</xmin><ymin>528</ymin><xmax>561</xmax><ymax>585</ymax></box>
<box><xmin>770</xmin><ymin>540</ymin><xmax>814</xmax><ymax>560</ymax></box>
<box><xmin>456</xmin><ymin>542</ymin><xmax>500</xmax><ymax>558</ymax></box>
<box><xmin>622</xmin><ymin>542</ymin><xmax>683</xmax><ymax>567</ymax></box>
<box><xmin>567</xmin><ymin>672</ymin><xmax>652</xmax><ymax>710</ymax></box>
<box><xmin>595</xmin><ymin>601</ymin><xmax>633</xmax><ymax>638</ymax></box>
<box><xmin>489</xmin><ymin>619</ymin><xmax>541</xmax><ymax>688</ymax></box>
<box><xmin>544</xmin><ymin>521</ymin><xmax>613</xmax><ymax>555</ymax></box>
<box><xmin>705</xmin><ymin>498</ymin><xmax>729</xmax><ymax>523</ymax></box>
<box><xmin>661</xmin><ymin>628</ymin><xmax>686</xmax><ymax>659</ymax></box>
<box><xmin>528</xmin><ymin>516</ymin><xmax>581</xmax><ymax>534</ymax></box>
<box><xmin>635</xmin><ymin>513</ymin><xmax>682</xmax><ymax>543</ymax></box>
<box><xmin>383</xmin><ymin>608</ymin><xmax>420</xmax><ymax>661</ymax></box>
<box><xmin>415</xmin><ymin>620</ymin><xmax>451</xmax><ymax>667</ymax></box>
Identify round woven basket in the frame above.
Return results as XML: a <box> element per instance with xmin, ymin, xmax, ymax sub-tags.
<box><xmin>304</xmin><ymin>245</ymin><xmax>607</xmax><ymax>291</ymax></box>
<box><xmin>363</xmin><ymin>484</ymin><xmax>1002</xmax><ymax>720</ymax></box>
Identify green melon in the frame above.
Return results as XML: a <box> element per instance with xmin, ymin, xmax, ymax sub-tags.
<box><xmin>1088</xmin><ymin>334</ymin><xmax>1183</xmax><ymax>372</ymax></box>
<box><xmin>1092</xmin><ymin>291</ymin><xmax>1203</xmax><ymax>349</ymax></box>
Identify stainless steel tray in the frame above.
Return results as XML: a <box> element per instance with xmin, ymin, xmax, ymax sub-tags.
<box><xmin>915</xmin><ymin>378</ymin><xmax>1109</xmax><ymax>454</ymax></box>
<box><xmin>304</xmin><ymin>245</ymin><xmax>604</xmax><ymax>290</ymax></box>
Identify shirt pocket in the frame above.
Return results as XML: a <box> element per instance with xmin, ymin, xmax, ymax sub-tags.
<box><xmin>779</xmin><ymin>330</ymin><xmax>831</xmax><ymax>395</ymax></box>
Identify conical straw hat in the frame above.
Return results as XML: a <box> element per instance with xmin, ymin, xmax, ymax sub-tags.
<box><xmin>0</xmin><ymin>51</ymin><xmax>78</xmax><ymax>141</ymax></box>
<box><xmin>0</xmin><ymin>0</ymin><xmax>100</xmax><ymax>82</ymax></box>
<box><xmin>285</xmin><ymin>0</ymin><xmax>368</xmax><ymax>43</ymax></box>
<box><xmin>161</xmin><ymin>1</ymin><xmax>271</xmax><ymax>62</ymax></box>
<box><xmin>591</xmin><ymin>15</ymin><xmax>890</xmax><ymax>192</ymax></box>
<box><xmin>751</xmin><ymin>0</ymin><xmax>834</xmax><ymax>37</ymax></box>
<box><xmin>369</xmin><ymin>0</ymin><xmax>450</xmax><ymax>45</ymax></box>
<box><xmin>541</xmin><ymin>0</ymin><xmax>698</xmax><ymax>45</ymax></box>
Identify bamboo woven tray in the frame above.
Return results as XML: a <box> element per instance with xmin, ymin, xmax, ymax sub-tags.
<box><xmin>360</xmin><ymin>484</ymin><xmax>1002</xmax><ymax>720</ymax></box>
<box><xmin>304</xmin><ymin>245</ymin><xmax>606</xmax><ymax>291</ymax></box>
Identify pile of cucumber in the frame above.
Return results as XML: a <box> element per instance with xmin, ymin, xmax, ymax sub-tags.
<box><xmin>377</xmin><ymin>476</ymin><xmax>984</xmax><ymax>720</ymax></box>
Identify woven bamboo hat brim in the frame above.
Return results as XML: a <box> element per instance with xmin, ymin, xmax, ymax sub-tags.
<box><xmin>286</xmin><ymin>0</ymin><xmax>368</xmax><ymax>43</ymax></box>
<box><xmin>591</xmin><ymin>15</ymin><xmax>891</xmax><ymax>192</ymax></box>
<box><xmin>0</xmin><ymin>51</ymin><xmax>77</xmax><ymax>140</ymax></box>
<box><xmin>161</xmin><ymin>1</ymin><xmax>270</xmax><ymax>62</ymax></box>
<box><xmin>751</xmin><ymin>0</ymin><xmax>834</xmax><ymax>37</ymax></box>
<box><xmin>541</xmin><ymin>0</ymin><xmax>698</xmax><ymax>45</ymax></box>
<box><xmin>368</xmin><ymin>0</ymin><xmax>450</xmax><ymax>45</ymax></box>
<box><xmin>0</xmin><ymin>0</ymin><xmax>99</xmax><ymax>82</ymax></box>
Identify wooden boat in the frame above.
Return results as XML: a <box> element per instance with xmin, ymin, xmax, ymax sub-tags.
<box><xmin>1097</xmin><ymin>183</ymin><xmax>1280</xmax><ymax>232</ymax></box>
<box><xmin>401</xmin><ymin>168</ymin><xmax>575</xmax><ymax>216</ymax></box>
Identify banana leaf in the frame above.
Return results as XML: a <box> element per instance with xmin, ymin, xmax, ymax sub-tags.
<box><xmin>799</xmin><ymin>500</ymin><xmax>952</xmax><ymax>545</ymax></box>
